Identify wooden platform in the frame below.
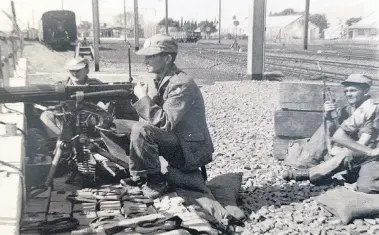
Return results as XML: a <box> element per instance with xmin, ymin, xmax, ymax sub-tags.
<box><xmin>274</xmin><ymin>81</ymin><xmax>379</xmax><ymax>160</ymax></box>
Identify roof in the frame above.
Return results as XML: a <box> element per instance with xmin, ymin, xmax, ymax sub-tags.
<box><xmin>231</xmin><ymin>14</ymin><xmax>304</xmax><ymax>29</ymax></box>
<box><xmin>266</xmin><ymin>15</ymin><xmax>303</xmax><ymax>28</ymax></box>
<box><xmin>349</xmin><ymin>12</ymin><xmax>378</xmax><ymax>29</ymax></box>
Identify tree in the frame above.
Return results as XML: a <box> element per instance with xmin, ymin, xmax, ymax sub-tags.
<box><xmin>345</xmin><ymin>17</ymin><xmax>362</xmax><ymax>26</ymax></box>
<box><xmin>158</xmin><ymin>18</ymin><xmax>180</xmax><ymax>29</ymax></box>
<box><xmin>309</xmin><ymin>13</ymin><xmax>329</xmax><ymax>38</ymax></box>
<box><xmin>113</xmin><ymin>12</ymin><xmax>144</xmax><ymax>28</ymax></box>
<box><xmin>182</xmin><ymin>20</ymin><xmax>198</xmax><ymax>32</ymax></box>
<box><xmin>198</xmin><ymin>20</ymin><xmax>217</xmax><ymax>38</ymax></box>
<box><xmin>272</xmin><ymin>8</ymin><xmax>301</xmax><ymax>16</ymax></box>
<box><xmin>77</xmin><ymin>21</ymin><xmax>92</xmax><ymax>31</ymax></box>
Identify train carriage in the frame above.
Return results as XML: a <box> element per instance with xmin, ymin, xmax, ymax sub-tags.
<box><xmin>39</xmin><ymin>10</ymin><xmax>77</xmax><ymax>50</ymax></box>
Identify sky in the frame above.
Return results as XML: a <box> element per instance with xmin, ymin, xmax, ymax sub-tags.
<box><xmin>0</xmin><ymin>0</ymin><xmax>378</xmax><ymax>32</ymax></box>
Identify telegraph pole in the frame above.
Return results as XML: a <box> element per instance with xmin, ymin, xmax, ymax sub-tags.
<box><xmin>61</xmin><ymin>0</ymin><xmax>64</xmax><ymax>9</ymax></box>
<box><xmin>123</xmin><ymin>0</ymin><xmax>127</xmax><ymax>42</ymax></box>
<box><xmin>304</xmin><ymin>0</ymin><xmax>310</xmax><ymax>50</ymax></box>
<box><xmin>218</xmin><ymin>0</ymin><xmax>221</xmax><ymax>43</ymax></box>
<box><xmin>165</xmin><ymin>0</ymin><xmax>169</xmax><ymax>35</ymax></box>
<box><xmin>92</xmin><ymin>0</ymin><xmax>100</xmax><ymax>71</ymax></box>
<box><xmin>247</xmin><ymin>0</ymin><xmax>266</xmax><ymax>80</ymax></box>
<box><xmin>134</xmin><ymin>0</ymin><xmax>139</xmax><ymax>50</ymax></box>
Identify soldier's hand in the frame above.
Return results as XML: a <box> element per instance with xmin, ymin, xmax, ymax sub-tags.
<box><xmin>324</xmin><ymin>101</ymin><xmax>337</xmax><ymax>112</ymax></box>
<box><xmin>134</xmin><ymin>81</ymin><xmax>148</xmax><ymax>100</ymax></box>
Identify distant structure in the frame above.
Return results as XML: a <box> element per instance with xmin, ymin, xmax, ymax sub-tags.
<box><xmin>77</xmin><ymin>23</ymin><xmax>145</xmax><ymax>39</ymax></box>
<box><xmin>221</xmin><ymin>14</ymin><xmax>320</xmax><ymax>42</ymax></box>
<box><xmin>348</xmin><ymin>12</ymin><xmax>378</xmax><ymax>40</ymax></box>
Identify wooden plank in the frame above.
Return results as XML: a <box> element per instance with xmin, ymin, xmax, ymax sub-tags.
<box><xmin>280</xmin><ymin>81</ymin><xmax>379</xmax><ymax>111</ymax></box>
<box><xmin>275</xmin><ymin>109</ymin><xmax>323</xmax><ymax>137</ymax></box>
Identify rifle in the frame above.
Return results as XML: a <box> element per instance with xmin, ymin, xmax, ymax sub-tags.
<box><xmin>318</xmin><ymin>61</ymin><xmax>334</xmax><ymax>158</ymax></box>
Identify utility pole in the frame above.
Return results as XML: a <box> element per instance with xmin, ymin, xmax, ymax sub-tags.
<box><xmin>218</xmin><ymin>0</ymin><xmax>221</xmax><ymax>43</ymax></box>
<box><xmin>92</xmin><ymin>0</ymin><xmax>100</xmax><ymax>71</ymax></box>
<box><xmin>123</xmin><ymin>0</ymin><xmax>127</xmax><ymax>42</ymax></box>
<box><xmin>61</xmin><ymin>0</ymin><xmax>64</xmax><ymax>9</ymax></box>
<box><xmin>165</xmin><ymin>0</ymin><xmax>169</xmax><ymax>35</ymax></box>
<box><xmin>247</xmin><ymin>0</ymin><xmax>266</xmax><ymax>80</ymax></box>
<box><xmin>304</xmin><ymin>0</ymin><xmax>310</xmax><ymax>50</ymax></box>
<box><xmin>32</xmin><ymin>9</ymin><xmax>35</xmax><ymax>28</ymax></box>
<box><xmin>134</xmin><ymin>0</ymin><xmax>139</xmax><ymax>50</ymax></box>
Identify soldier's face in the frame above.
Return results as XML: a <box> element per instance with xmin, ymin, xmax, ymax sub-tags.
<box><xmin>344</xmin><ymin>85</ymin><xmax>368</xmax><ymax>105</ymax></box>
<box><xmin>69</xmin><ymin>67</ymin><xmax>88</xmax><ymax>84</ymax></box>
<box><xmin>144</xmin><ymin>54</ymin><xmax>170</xmax><ymax>73</ymax></box>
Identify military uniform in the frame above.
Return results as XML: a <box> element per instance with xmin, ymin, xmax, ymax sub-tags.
<box><xmin>114</xmin><ymin>64</ymin><xmax>214</xmax><ymax>176</ymax></box>
<box><xmin>113</xmin><ymin>34</ymin><xmax>214</xmax><ymax>179</ymax></box>
<box><xmin>293</xmin><ymin>75</ymin><xmax>374</xmax><ymax>168</ymax></box>
<box><xmin>308</xmin><ymin>98</ymin><xmax>379</xmax><ymax>189</ymax></box>
<box><xmin>284</xmin><ymin>74</ymin><xmax>379</xmax><ymax>193</ymax></box>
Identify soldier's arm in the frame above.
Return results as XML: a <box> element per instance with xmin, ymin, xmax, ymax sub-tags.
<box><xmin>132</xmin><ymin>82</ymin><xmax>194</xmax><ymax>131</ymax></box>
<box><xmin>333</xmin><ymin>129</ymin><xmax>374</xmax><ymax>156</ymax></box>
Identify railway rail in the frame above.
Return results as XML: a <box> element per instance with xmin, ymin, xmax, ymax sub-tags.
<box><xmin>182</xmin><ymin>46</ymin><xmax>378</xmax><ymax>82</ymax></box>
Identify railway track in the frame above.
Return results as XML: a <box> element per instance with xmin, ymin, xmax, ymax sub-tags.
<box><xmin>185</xmin><ymin>42</ymin><xmax>379</xmax><ymax>61</ymax></box>
<box><xmin>182</xmin><ymin>46</ymin><xmax>378</xmax><ymax>82</ymax></box>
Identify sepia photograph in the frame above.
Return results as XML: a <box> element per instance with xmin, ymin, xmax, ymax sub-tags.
<box><xmin>0</xmin><ymin>0</ymin><xmax>378</xmax><ymax>234</ymax></box>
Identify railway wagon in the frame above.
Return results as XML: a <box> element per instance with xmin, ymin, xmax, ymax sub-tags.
<box><xmin>23</xmin><ymin>28</ymin><xmax>39</xmax><ymax>41</ymax></box>
<box><xmin>38</xmin><ymin>10</ymin><xmax>77</xmax><ymax>49</ymax></box>
<box><xmin>171</xmin><ymin>31</ymin><xmax>201</xmax><ymax>43</ymax></box>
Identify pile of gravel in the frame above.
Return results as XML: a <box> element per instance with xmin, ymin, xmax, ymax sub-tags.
<box><xmin>201</xmin><ymin>81</ymin><xmax>379</xmax><ymax>235</ymax></box>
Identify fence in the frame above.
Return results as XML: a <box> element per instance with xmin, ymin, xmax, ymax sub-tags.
<box><xmin>0</xmin><ymin>33</ymin><xmax>23</xmax><ymax>87</ymax></box>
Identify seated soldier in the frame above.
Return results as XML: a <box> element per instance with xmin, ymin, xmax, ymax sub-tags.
<box><xmin>283</xmin><ymin>78</ymin><xmax>379</xmax><ymax>193</ymax></box>
<box><xmin>110</xmin><ymin>34</ymin><xmax>214</xmax><ymax>199</ymax></box>
<box><xmin>40</xmin><ymin>57</ymin><xmax>102</xmax><ymax>138</ymax></box>
<box><xmin>290</xmin><ymin>74</ymin><xmax>375</xmax><ymax>168</ymax></box>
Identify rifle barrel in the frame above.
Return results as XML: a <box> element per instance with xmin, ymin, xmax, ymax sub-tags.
<box><xmin>0</xmin><ymin>83</ymin><xmax>135</xmax><ymax>104</ymax></box>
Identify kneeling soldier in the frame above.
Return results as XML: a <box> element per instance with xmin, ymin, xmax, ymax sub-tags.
<box><xmin>113</xmin><ymin>34</ymin><xmax>214</xmax><ymax>199</ymax></box>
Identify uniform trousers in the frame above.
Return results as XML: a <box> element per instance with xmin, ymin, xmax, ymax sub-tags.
<box><xmin>309</xmin><ymin>151</ymin><xmax>379</xmax><ymax>194</ymax></box>
<box><xmin>110</xmin><ymin>120</ymin><xmax>184</xmax><ymax>177</ymax></box>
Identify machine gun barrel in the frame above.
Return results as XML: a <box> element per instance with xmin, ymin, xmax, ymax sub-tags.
<box><xmin>0</xmin><ymin>83</ymin><xmax>135</xmax><ymax>103</ymax></box>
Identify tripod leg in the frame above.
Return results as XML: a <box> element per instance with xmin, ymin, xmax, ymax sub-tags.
<box><xmin>44</xmin><ymin>141</ymin><xmax>65</xmax><ymax>188</ymax></box>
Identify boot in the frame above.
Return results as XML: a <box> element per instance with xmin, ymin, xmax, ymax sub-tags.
<box><xmin>141</xmin><ymin>173</ymin><xmax>168</xmax><ymax>199</ymax></box>
<box><xmin>282</xmin><ymin>169</ymin><xmax>310</xmax><ymax>181</ymax></box>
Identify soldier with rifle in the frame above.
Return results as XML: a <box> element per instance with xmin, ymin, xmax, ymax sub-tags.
<box><xmin>288</xmin><ymin>74</ymin><xmax>376</xmax><ymax>169</ymax></box>
<box><xmin>283</xmin><ymin>74</ymin><xmax>379</xmax><ymax>193</ymax></box>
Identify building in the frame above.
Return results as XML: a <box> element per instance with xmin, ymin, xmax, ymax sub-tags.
<box><xmin>221</xmin><ymin>14</ymin><xmax>320</xmax><ymax>41</ymax></box>
<box><xmin>348</xmin><ymin>12</ymin><xmax>378</xmax><ymax>40</ymax></box>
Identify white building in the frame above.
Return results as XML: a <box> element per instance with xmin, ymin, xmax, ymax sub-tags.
<box><xmin>221</xmin><ymin>14</ymin><xmax>320</xmax><ymax>41</ymax></box>
<box><xmin>348</xmin><ymin>12</ymin><xmax>378</xmax><ymax>40</ymax></box>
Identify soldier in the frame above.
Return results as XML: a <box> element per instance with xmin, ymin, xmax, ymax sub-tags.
<box><xmin>289</xmin><ymin>74</ymin><xmax>375</xmax><ymax>168</ymax></box>
<box><xmin>283</xmin><ymin>75</ymin><xmax>379</xmax><ymax>193</ymax></box>
<box><xmin>112</xmin><ymin>34</ymin><xmax>214</xmax><ymax>199</ymax></box>
<box><xmin>40</xmin><ymin>57</ymin><xmax>102</xmax><ymax>138</ymax></box>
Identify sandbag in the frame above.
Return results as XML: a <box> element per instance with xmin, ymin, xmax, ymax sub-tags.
<box><xmin>207</xmin><ymin>172</ymin><xmax>245</xmax><ymax>220</ymax></box>
<box><xmin>166</xmin><ymin>166</ymin><xmax>209</xmax><ymax>193</ymax></box>
<box><xmin>176</xmin><ymin>188</ymin><xmax>228</xmax><ymax>222</ymax></box>
<box><xmin>316</xmin><ymin>186</ymin><xmax>379</xmax><ymax>224</ymax></box>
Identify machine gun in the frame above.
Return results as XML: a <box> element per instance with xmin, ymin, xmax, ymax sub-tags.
<box><xmin>0</xmin><ymin>82</ymin><xmax>137</xmax><ymax>196</ymax></box>
<box><xmin>0</xmin><ymin>82</ymin><xmax>135</xmax><ymax>103</ymax></box>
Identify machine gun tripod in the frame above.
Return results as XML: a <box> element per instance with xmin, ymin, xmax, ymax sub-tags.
<box><xmin>0</xmin><ymin>83</ymin><xmax>137</xmax><ymax>198</ymax></box>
